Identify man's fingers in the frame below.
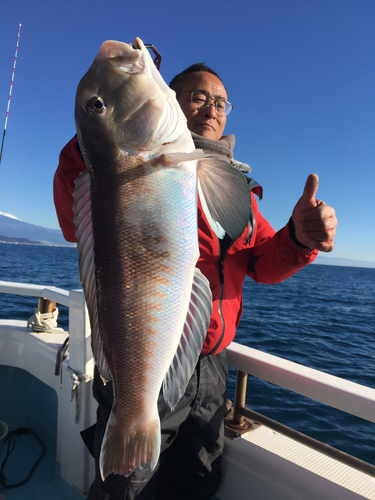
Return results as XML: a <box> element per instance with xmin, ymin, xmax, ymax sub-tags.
<box><xmin>298</xmin><ymin>221</ymin><xmax>335</xmax><ymax>233</ymax></box>
<box><xmin>294</xmin><ymin>201</ymin><xmax>337</xmax><ymax>250</ymax></box>
<box><xmin>300</xmin><ymin>228</ymin><xmax>336</xmax><ymax>242</ymax></box>
<box><xmin>298</xmin><ymin>211</ymin><xmax>337</xmax><ymax>238</ymax></box>
<box><xmin>300</xmin><ymin>173</ymin><xmax>319</xmax><ymax>204</ymax></box>
<box><xmin>307</xmin><ymin>240</ymin><xmax>335</xmax><ymax>253</ymax></box>
<box><xmin>299</xmin><ymin>201</ymin><xmax>335</xmax><ymax>222</ymax></box>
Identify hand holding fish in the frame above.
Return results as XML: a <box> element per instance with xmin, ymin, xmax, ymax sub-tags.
<box><xmin>292</xmin><ymin>174</ymin><xmax>337</xmax><ymax>252</ymax></box>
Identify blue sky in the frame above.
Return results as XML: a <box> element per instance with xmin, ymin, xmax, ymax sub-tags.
<box><xmin>0</xmin><ymin>0</ymin><xmax>374</xmax><ymax>262</ymax></box>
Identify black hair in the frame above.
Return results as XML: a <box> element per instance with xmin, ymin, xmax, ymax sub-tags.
<box><xmin>169</xmin><ymin>63</ymin><xmax>227</xmax><ymax>95</ymax></box>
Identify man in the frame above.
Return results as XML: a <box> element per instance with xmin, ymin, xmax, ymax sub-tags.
<box><xmin>54</xmin><ymin>63</ymin><xmax>337</xmax><ymax>500</ymax></box>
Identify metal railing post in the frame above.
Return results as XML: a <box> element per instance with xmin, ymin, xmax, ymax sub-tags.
<box><xmin>232</xmin><ymin>370</ymin><xmax>248</xmax><ymax>426</ymax></box>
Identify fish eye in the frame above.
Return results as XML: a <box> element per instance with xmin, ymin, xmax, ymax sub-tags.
<box><xmin>87</xmin><ymin>96</ymin><xmax>107</xmax><ymax>116</ymax></box>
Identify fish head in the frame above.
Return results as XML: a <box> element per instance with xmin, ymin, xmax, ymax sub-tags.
<box><xmin>75</xmin><ymin>37</ymin><xmax>191</xmax><ymax>167</ymax></box>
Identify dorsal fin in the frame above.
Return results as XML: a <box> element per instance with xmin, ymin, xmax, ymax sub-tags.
<box><xmin>73</xmin><ymin>171</ymin><xmax>111</xmax><ymax>383</ymax></box>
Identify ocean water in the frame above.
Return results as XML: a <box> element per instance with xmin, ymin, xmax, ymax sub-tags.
<box><xmin>0</xmin><ymin>242</ymin><xmax>374</xmax><ymax>466</ymax></box>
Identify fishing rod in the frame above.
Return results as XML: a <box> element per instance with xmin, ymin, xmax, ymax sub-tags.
<box><xmin>0</xmin><ymin>22</ymin><xmax>22</xmax><ymax>167</ymax></box>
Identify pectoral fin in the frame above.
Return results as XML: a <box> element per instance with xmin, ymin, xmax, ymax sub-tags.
<box><xmin>197</xmin><ymin>158</ymin><xmax>251</xmax><ymax>240</ymax></box>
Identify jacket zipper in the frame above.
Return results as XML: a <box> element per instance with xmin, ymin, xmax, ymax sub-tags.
<box><xmin>208</xmin><ymin>237</ymin><xmax>234</xmax><ymax>355</ymax></box>
<box><xmin>206</xmin><ymin>180</ymin><xmax>258</xmax><ymax>355</ymax></box>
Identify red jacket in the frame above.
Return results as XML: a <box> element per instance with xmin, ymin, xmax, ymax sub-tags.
<box><xmin>54</xmin><ymin>136</ymin><xmax>317</xmax><ymax>355</ymax></box>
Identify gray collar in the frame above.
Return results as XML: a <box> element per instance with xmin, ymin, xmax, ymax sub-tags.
<box><xmin>191</xmin><ymin>132</ymin><xmax>251</xmax><ymax>173</ymax></box>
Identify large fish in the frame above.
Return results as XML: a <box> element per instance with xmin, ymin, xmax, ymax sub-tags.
<box><xmin>73</xmin><ymin>37</ymin><xmax>251</xmax><ymax>480</ymax></box>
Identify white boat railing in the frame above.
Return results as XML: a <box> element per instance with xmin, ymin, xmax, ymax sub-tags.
<box><xmin>0</xmin><ymin>280</ymin><xmax>70</xmax><ymax>306</ymax></box>
<box><xmin>226</xmin><ymin>342</ymin><xmax>375</xmax><ymax>424</ymax></box>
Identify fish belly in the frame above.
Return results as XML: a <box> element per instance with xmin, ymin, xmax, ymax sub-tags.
<box><xmin>90</xmin><ymin>158</ymin><xmax>198</xmax><ymax>478</ymax></box>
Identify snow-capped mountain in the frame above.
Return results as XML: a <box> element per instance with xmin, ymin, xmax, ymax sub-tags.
<box><xmin>0</xmin><ymin>212</ymin><xmax>75</xmax><ymax>247</ymax></box>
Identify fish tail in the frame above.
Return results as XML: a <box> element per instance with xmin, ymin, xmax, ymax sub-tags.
<box><xmin>99</xmin><ymin>410</ymin><xmax>161</xmax><ymax>480</ymax></box>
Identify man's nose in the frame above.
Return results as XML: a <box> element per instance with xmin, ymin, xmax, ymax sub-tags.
<box><xmin>202</xmin><ymin>101</ymin><xmax>217</xmax><ymax>117</ymax></box>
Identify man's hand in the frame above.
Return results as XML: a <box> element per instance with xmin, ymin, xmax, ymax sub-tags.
<box><xmin>292</xmin><ymin>174</ymin><xmax>337</xmax><ymax>252</ymax></box>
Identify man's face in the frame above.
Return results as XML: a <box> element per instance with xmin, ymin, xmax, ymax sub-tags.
<box><xmin>174</xmin><ymin>72</ymin><xmax>228</xmax><ymax>141</ymax></box>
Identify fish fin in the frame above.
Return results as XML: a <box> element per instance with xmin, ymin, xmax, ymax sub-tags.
<box><xmin>158</xmin><ymin>149</ymin><xmax>207</xmax><ymax>165</ymax></box>
<box><xmin>197</xmin><ymin>158</ymin><xmax>251</xmax><ymax>241</ymax></box>
<box><xmin>73</xmin><ymin>171</ymin><xmax>111</xmax><ymax>383</ymax></box>
<box><xmin>100</xmin><ymin>407</ymin><xmax>161</xmax><ymax>479</ymax></box>
<box><xmin>163</xmin><ymin>268</ymin><xmax>212</xmax><ymax>410</ymax></box>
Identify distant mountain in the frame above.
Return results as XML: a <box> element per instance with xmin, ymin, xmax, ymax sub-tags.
<box><xmin>313</xmin><ymin>255</ymin><xmax>375</xmax><ymax>269</ymax></box>
<box><xmin>0</xmin><ymin>212</ymin><xmax>75</xmax><ymax>247</ymax></box>
<box><xmin>0</xmin><ymin>234</ymin><xmax>42</xmax><ymax>245</ymax></box>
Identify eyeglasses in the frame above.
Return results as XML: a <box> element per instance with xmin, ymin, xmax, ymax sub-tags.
<box><xmin>177</xmin><ymin>90</ymin><xmax>233</xmax><ymax>116</ymax></box>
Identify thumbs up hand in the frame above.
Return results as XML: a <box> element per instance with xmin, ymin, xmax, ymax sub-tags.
<box><xmin>292</xmin><ymin>174</ymin><xmax>337</xmax><ymax>252</ymax></box>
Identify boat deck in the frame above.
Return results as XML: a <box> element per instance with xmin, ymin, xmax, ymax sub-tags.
<box><xmin>0</xmin><ymin>436</ymin><xmax>84</xmax><ymax>500</ymax></box>
<box><xmin>0</xmin><ymin>361</ymin><xmax>84</xmax><ymax>500</ymax></box>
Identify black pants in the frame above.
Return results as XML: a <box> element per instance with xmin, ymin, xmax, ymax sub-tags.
<box><xmin>83</xmin><ymin>351</ymin><xmax>228</xmax><ymax>500</ymax></box>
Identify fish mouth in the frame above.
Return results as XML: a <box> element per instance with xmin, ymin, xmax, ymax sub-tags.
<box><xmin>98</xmin><ymin>39</ymin><xmax>146</xmax><ymax>73</ymax></box>
<box><xmin>132</xmin><ymin>37</ymin><xmax>143</xmax><ymax>51</ymax></box>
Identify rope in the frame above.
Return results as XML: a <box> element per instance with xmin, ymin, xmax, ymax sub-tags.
<box><xmin>0</xmin><ymin>427</ymin><xmax>45</xmax><ymax>489</ymax></box>
<box><xmin>27</xmin><ymin>307</ymin><xmax>66</xmax><ymax>334</ymax></box>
